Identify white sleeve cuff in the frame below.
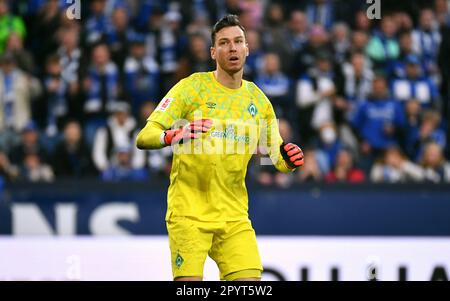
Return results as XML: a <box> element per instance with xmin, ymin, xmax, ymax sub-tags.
<box><xmin>160</xmin><ymin>131</ymin><xmax>167</xmax><ymax>146</ymax></box>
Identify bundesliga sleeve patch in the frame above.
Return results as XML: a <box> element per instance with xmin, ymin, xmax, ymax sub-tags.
<box><xmin>157</xmin><ymin>97</ymin><xmax>173</xmax><ymax>112</ymax></box>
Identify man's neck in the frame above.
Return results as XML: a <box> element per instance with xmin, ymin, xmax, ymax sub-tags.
<box><xmin>213</xmin><ymin>69</ymin><xmax>243</xmax><ymax>89</ymax></box>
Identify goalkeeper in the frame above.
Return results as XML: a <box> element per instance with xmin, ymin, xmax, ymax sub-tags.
<box><xmin>136</xmin><ymin>14</ymin><xmax>304</xmax><ymax>281</ymax></box>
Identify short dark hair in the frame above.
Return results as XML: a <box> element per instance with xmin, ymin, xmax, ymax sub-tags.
<box><xmin>211</xmin><ymin>14</ymin><xmax>246</xmax><ymax>46</ymax></box>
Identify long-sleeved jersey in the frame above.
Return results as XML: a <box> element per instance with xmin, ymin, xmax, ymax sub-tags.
<box><xmin>136</xmin><ymin>72</ymin><xmax>292</xmax><ymax>221</ymax></box>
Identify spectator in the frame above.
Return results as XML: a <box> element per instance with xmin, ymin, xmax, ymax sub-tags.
<box><xmin>420</xmin><ymin>142</ymin><xmax>450</xmax><ymax>183</ymax></box>
<box><xmin>291</xmin><ymin>24</ymin><xmax>331</xmax><ymax>78</ymax></box>
<box><xmin>348</xmin><ymin>30</ymin><xmax>369</xmax><ymax>56</ymax></box>
<box><xmin>243</xmin><ymin>29</ymin><xmax>263</xmax><ymax>81</ymax></box>
<box><xmin>158</xmin><ymin>10</ymin><xmax>185</xmax><ymax>95</ymax></box>
<box><xmin>133</xmin><ymin>101</ymin><xmax>171</xmax><ymax>176</ymax></box>
<box><xmin>92</xmin><ymin>101</ymin><xmax>138</xmax><ymax>172</ymax></box>
<box><xmin>31</xmin><ymin>0</ymin><xmax>61</xmax><ymax>67</ymax></box>
<box><xmin>239</xmin><ymin>0</ymin><xmax>264</xmax><ymax>30</ymax></box>
<box><xmin>5</xmin><ymin>32</ymin><xmax>35</xmax><ymax>74</ymax></box>
<box><xmin>133</xmin><ymin>0</ymin><xmax>164</xmax><ymax>32</ymax></box>
<box><xmin>353</xmin><ymin>10</ymin><xmax>371</xmax><ymax>32</ymax></box>
<box><xmin>392</xmin><ymin>11</ymin><xmax>413</xmax><ymax>32</ymax></box>
<box><xmin>273</xmin><ymin>10</ymin><xmax>309</xmax><ymax>75</ymax></box>
<box><xmin>136</xmin><ymin>101</ymin><xmax>156</xmax><ymax>129</ymax></box>
<box><xmin>391</xmin><ymin>30</ymin><xmax>416</xmax><ymax>78</ymax></box>
<box><xmin>176</xmin><ymin>32</ymin><xmax>214</xmax><ymax>82</ymax></box>
<box><xmin>41</xmin><ymin>55</ymin><xmax>69</xmax><ymax>138</ymax></box>
<box><xmin>351</xmin><ymin>75</ymin><xmax>406</xmax><ymax>170</ymax></box>
<box><xmin>315</xmin><ymin>122</ymin><xmax>343</xmax><ymax>170</ymax></box>
<box><xmin>83</xmin><ymin>0</ymin><xmax>110</xmax><ymax>46</ymax></box>
<box><xmin>20</xmin><ymin>152</ymin><xmax>54</xmax><ymax>182</ymax></box>
<box><xmin>255</xmin><ymin>118</ymin><xmax>295</xmax><ymax>188</ymax></box>
<box><xmin>297</xmin><ymin>148</ymin><xmax>324</xmax><ymax>182</ymax></box>
<box><xmin>0</xmin><ymin>53</ymin><xmax>40</xmax><ymax>152</ymax></box>
<box><xmin>403</xmin><ymin>100</ymin><xmax>422</xmax><ymax>158</ymax></box>
<box><xmin>185</xmin><ymin>9</ymin><xmax>212</xmax><ymax>42</ymax></box>
<box><xmin>224</xmin><ymin>0</ymin><xmax>243</xmax><ymax>16</ymax></box>
<box><xmin>124</xmin><ymin>33</ymin><xmax>160</xmax><ymax>116</ymax></box>
<box><xmin>141</xmin><ymin>6</ymin><xmax>164</xmax><ymax>60</ymax></box>
<box><xmin>105</xmin><ymin>7</ymin><xmax>134</xmax><ymax>70</ymax></box>
<box><xmin>366</xmin><ymin>15</ymin><xmax>399</xmax><ymax>72</ymax></box>
<box><xmin>101</xmin><ymin>145</ymin><xmax>149</xmax><ymax>182</ymax></box>
<box><xmin>407</xmin><ymin>109</ymin><xmax>446</xmax><ymax>161</ymax></box>
<box><xmin>82</xmin><ymin>43</ymin><xmax>120</xmax><ymax>146</ymax></box>
<box><xmin>295</xmin><ymin>50</ymin><xmax>336</xmax><ymax>145</ymax></box>
<box><xmin>335</xmin><ymin>52</ymin><xmax>374</xmax><ymax>122</ymax></box>
<box><xmin>412</xmin><ymin>9</ymin><xmax>441</xmax><ymax>79</ymax></box>
<box><xmin>391</xmin><ymin>54</ymin><xmax>440</xmax><ymax>109</ymax></box>
<box><xmin>102</xmin><ymin>0</ymin><xmax>130</xmax><ymax>19</ymax></box>
<box><xmin>398</xmin><ymin>30</ymin><xmax>414</xmax><ymax>59</ymax></box>
<box><xmin>325</xmin><ymin>148</ymin><xmax>365</xmax><ymax>183</ymax></box>
<box><xmin>9</xmin><ymin>120</ymin><xmax>48</xmax><ymax>166</ymax></box>
<box><xmin>181</xmin><ymin>0</ymin><xmax>217</xmax><ymax>29</ymax></box>
<box><xmin>255</xmin><ymin>52</ymin><xmax>291</xmax><ymax>121</ymax></box>
<box><xmin>53</xmin><ymin>26</ymin><xmax>83</xmax><ymax>125</ymax></box>
<box><xmin>370</xmin><ymin>145</ymin><xmax>424</xmax><ymax>183</ymax></box>
<box><xmin>331</xmin><ymin>22</ymin><xmax>350</xmax><ymax>64</ymax></box>
<box><xmin>434</xmin><ymin>0</ymin><xmax>450</xmax><ymax>28</ymax></box>
<box><xmin>305</xmin><ymin>0</ymin><xmax>335</xmax><ymax>31</ymax></box>
<box><xmin>57</xmin><ymin>26</ymin><xmax>82</xmax><ymax>99</ymax></box>
<box><xmin>57</xmin><ymin>26</ymin><xmax>82</xmax><ymax>96</ymax></box>
<box><xmin>261</xmin><ymin>2</ymin><xmax>285</xmax><ymax>53</ymax></box>
<box><xmin>0</xmin><ymin>0</ymin><xmax>26</xmax><ymax>54</ymax></box>
<box><xmin>52</xmin><ymin>120</ymin><xmax>96</xmax><ymax>178</ymax></box>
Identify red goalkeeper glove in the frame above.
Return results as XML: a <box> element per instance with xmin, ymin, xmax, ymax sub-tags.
<box><xmin>280</xmin><ymin>142</ymin><xmax>304</xmax><ymax>169</ymax></box>
<box><xmin>162</xmin><ymin>119</ymin><xmax>213</xmax><ymax>146</ymax></box>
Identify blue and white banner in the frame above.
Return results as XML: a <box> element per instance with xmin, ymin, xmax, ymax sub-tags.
<box><xmin>1</xmin><ymin>182</ymin><xmax>450</xmax><ymax>236</ymax></box>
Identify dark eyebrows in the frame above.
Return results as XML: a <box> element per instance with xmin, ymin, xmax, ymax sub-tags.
<box><xmin>217</xmin><ymin>36</ymin><xmax>245</xmax><ymax>42</ymax></box>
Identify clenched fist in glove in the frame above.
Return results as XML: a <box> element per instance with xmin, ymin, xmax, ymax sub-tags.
<box><xmin>280</xmin><ymin>142</ymin><xmax>304</xmax><ymax>169</ymax></box>
<box><xmin>162</xmin><ymin>119</ymin><xmax>213</xmax><ymax>146</ymax></box>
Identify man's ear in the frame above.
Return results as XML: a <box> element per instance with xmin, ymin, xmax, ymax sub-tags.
<box><xmin>210</xmin><ymin>46</ymin><xmax>216</xmax><ymax>60</ymax></box>
<box><xmin>245</xmin><ymin>43</ymin><xmax>249</xmax><ymax>57</ymax></box>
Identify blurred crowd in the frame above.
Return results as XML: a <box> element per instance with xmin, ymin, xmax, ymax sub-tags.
<box><xmin>0</xmin><ymin>0</ymin><xmax>450</xmax><ymax>186</ymax></box>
